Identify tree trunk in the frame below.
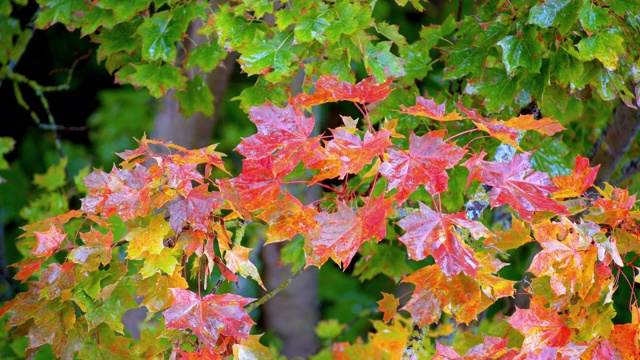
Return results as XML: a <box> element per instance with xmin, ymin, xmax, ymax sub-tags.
<box><xmin>590</xmin><ymin>103</ymin><xmax>640</xmax><ymax>185</ymax></box>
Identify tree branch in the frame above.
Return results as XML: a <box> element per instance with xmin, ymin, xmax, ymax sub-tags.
<box><xmin>245</xmin><ymin>267</ymin><xmax>304</xmax><ymax>313</ymax></box>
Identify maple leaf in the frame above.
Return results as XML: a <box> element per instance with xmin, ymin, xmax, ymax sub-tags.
<box><xmin>307</xmin><ymin>129</ymin><xmax>391</xmax><ymax>183</ymax></box>
<box><xmin>397</xmin><ymin>202</ymin><xmax>489</xmax><ymax>276</ymax></box>
<box><xmin>609</xmin><ymin>307</ymin><xmax>640</xmax><ymax>358</ymax></box>
<box><xmin>462</xmin><ymin>151</ymin><xmax>568</xmax><ymax>222</ymax></box>
<box><xmin>529</xmin><ymin>219</ymin><xmax>597</xmax><ymax>296</ymax></box>
<box><xmin>401</xmin><ymin>264</ymin><xmax>492</xmax><ymax>325</ymax></box>
<box><xmin>475</xmin><ymin>114</ymin><xmax>566</xmax><ymax>148</ymax></box>
<box><xmin>585</xmin><ymin>182</ymin><xmax>637</xmax><ymax>228</ymax></box>
<box><xmin>483</xmin><ymin>218</ymin><xmax>532</xmax><ymax>251</ymax></box>
<box><xmin>81</xmin><ymin>165</ymin><xmax>153</xmax><ymax>222</ymax></box>
<box><xmin>369</xmin><ymin>320</ymin><xmax>411</xmax><ymax>359</ymax></box>
<box><xmin>552</xmin><ymin>155</ymin><xmax>599</xmax><ymax>198</ymax></box>
<box><xmin>232</xmin><ymin>334</ymin><xmax>276</xmax><ymax>360</ymax></box>
<box><xmin>32</xmin><ymin>225</ymin><xmax>67</xmax><ymax>258</ymax></box>
<box><xmin>236</xmin><ymin>101</ymin><xmax>320</xmax><ymax>174</ymax></box>
<box><xmin>124</xmin><ymin>213</ymin><xmax>172</xmax><ymax>260</ymax></box>
<box><xmin>433</xmin><ymin>336</ymin><xmax>514</xmax><ymax>359</ymax></box>
<box><xmin>399</xmin><ymin>96</ymin><xmax>466</xmax><ymax>121</ymax></box>
<box><xmin>230</xmin><ymin>156</ymin><xmax>284</xmax><ymax>212</ymax></box>
<box><xmin>166</xmin><ymin>184</ymin><xmax>224</xmax><ymax>233</ymax></box>
<box><xmin>41</xmin><ymin>262</ymin><xmax>76</xmax><ymax>302</ymax></box>
<box><xmin>308</xmin><ymin>195</ymin><xmax>392</xmax><ymax>268</ymax></box>
<box><xmin>377</xmin><ymin>292</ymin><xmax>399</xmax><ymax>323</ymax></box>
<box><xmin>293</xmin><ymin>75</ymin><xmax>394</xmax><ymax>106</ymax></box>
<box><xmin>217</xmin><ymin>178</ymin><xmax>252</xmax><ymax>220</ymax></box>
<box><xmin>11</xmin><ymin>258</ymin><xmax>43</xmax><ymax>283</ymax></box>
<box><xmin>257</xmin><ymin>191</ymin><xmax>318</xmax><ymax>244</ymax></box>
<box><xmin>224</xmin><ymin>245</ymin><xmax>265</xmax><ymax>289</ymax></box>
<box><xmin>163</xmin><ymin>289</ymin><xmax>255</xmax><ymax>348</ymax></box>
<box><xmin>379</xmin><ymin>130</ymin><xmax>466</xmax><ymax>203</ymax></box>
<box><xmin>133</xmin><ymin>268</ymin><xmax>188</xmax><ymax>313</ymax></box>
<box><xmin>506</xmin><ymin>302</ymin><xmax>572</xmax><ymax>353</ymax></box>
<box><xmin>164</xmin><ymin>162</ymin><xmax>203</xmax><ymax>196</ymax></box>
<box><xmin>68</xmin><ymin>229</ymin><xmax>113</xmax><ymax>272</ymax></box>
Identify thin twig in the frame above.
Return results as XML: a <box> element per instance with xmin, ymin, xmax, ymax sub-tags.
<box><xmin>245</xmin><ymin>267</ymin><xmax>304</xmax><ymax>313</ymax></box>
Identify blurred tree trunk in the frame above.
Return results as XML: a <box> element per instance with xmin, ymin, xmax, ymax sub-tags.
<box><xmin>590</xmin><ymin>103</ymin><xmax>640</xmax><ymax>186</ymax></box>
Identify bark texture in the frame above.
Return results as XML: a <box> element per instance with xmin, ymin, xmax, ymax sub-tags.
<box><xmin>590</xmin><ymin>103</ymin><xmax>640</xmax><ymax>185</ymax></box>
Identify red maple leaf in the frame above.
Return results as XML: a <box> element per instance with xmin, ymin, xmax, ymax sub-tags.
<box><xmin>164</xmin><ymin>289</ymin><xmax>255</xmax><ymax>348</ymax></box>
<box><xmin>397</xmin><ymin>202</ymin><xmax>489</xmax><ymax>276</ymax></box>
<box><xmin>32</xmin><ymin>225</ymin><xmax>67</xmax><ymax>258</ymax></box>
<box><xmin>308</xmin><ymin>196</ymin><xmax>392</xmax><ymax>268</ymax></box>
<box><xmin>552</xmin><ymin>155</ymin><xmax>599</xmax><ymax>199</ymax></box>
<box><xmin>462</xmin><ymin>151</ymin><xmax>568</xmax><ymax>222</ymax></box>
<box><xmin>230</xmin><ymin>156</ymin><xmax>283</xmax><ymax>212</ymax></box>
<box><xmin>400</xmin><ymin>97</ymin><xmax>466</xmax><ymax>121</ymax></box>
<box><xmin>166</xmin><ymin>184</ymin><xmax>224</xmax><ymax>233</ymax></box>
<box><xmin>379</xmin><ymin>130</ymin><xmax>466</xmax><ymax>203</ymax></box>
<box><xmin>308</xmin><ymin>129</ymin><xmax>391</xmax><ymax>183</ymax></box>
<box><xmin>235</xmin><ymin>101</ymin><xmax>320</xmax><ymax>174</ymax></box>
<box><xmin>293</xmin><ymin>75</ymin><xmax>394</xmax><ymax>106</ymax></box>
<box><xmin>81</xmin><ymin>165</ymin><xmax>153</xmax><ymax>222</ymax></box>
<box><xmin>506</xmin><ymin>302</ymin><xmax>572</xmax><ymax>354</ymax></box>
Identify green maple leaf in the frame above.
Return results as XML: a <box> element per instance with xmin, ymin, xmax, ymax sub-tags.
<box><xmin>352</xmin><ymin>242</ymin><xmax>411</xmax><ymax>282</ymax></box>
<box><xmin>400</xmin><ymin>40</ymin><xmax>432</xmax><ymax>83</ymax></box>
<box><xmin>294</xmin><ymin>3</ymin><xmax>333</xmax><ymax>43</ymax></box>
<box><xmin>498</xmin><ymin>26</ymin><xmax>543</xmax><ymax>75</ymax></box>
<box><xmin>576</xmin><ymin>30</ymin><xmax>625</xmax><ymax>71</ymax></box>
<box><xmin>444</xmin><ymin>46</ymin><xmax>485</xmax><ymax>80</ymax></box>
<box><xmin>139</xmin><ymin>247</ymin><xmax>180</xmax><ymax>278</ymax></box>
<box><xmin>95</xmin><ymin>0</ymin><xmax>152</xmax><ymax>22</ymax></box>
<box><xmin>550</xmin><ymin>47</ymin><xmax>584</xmax><ymax>87</ymax></box>
<box><xmin>184</xmin><ymin>42</ymin><xmax>226</xmax><ymax>73</ymax></box>
<box><xmin>85</xmin><ymin>279</ymin><xmax>138</xmax><ymax>333</ymax></box>
<box><xmin>138</xmin><ymin>6</ymin><xmax>195</xmax><ymax>62</ymax></box>
<box><xmin>174</xmin><ymin>75</ymin><xmax>215</xmax><ymax>118</ymax></box>
<box><xmin>96</xmin><ymin>18</ymin><xmax>142</xmax><ymax>62</ymax></box>
<box><xmin>603</xmin><ymin>0</ymin><xmax>637</xmax><ymax>15</ymax></box>
<box><xmin>477</xmin><ymin>68</ymin><xmax>522</xmax><ymax>112</ymax></box>
<box><xmin>74</xmin><ymin>7</ymin><xmax>116</xmax><ymax>36</ymax></box>
<box><xmin>324</xmin><ymin>1</ymin><xmax>371</xmax><ymax>42</ymax></box>
<box><xmin>215</xmin><ymin>4</ymin><xmax>267</xmax><ymax>50</ymax></box>
<box><xmin>78</xmin><ymin>325</ymin><xmax>133</xmax><ymax>359</ymax></box>
<box><xmin>231</xmin><ymin>78</ymin><xmax>288</xmax><ymax>112</ymax></box>
<box><xmin>35</xmin><ymin>0</ymin><xmax>87</xmax><ymax>29</ymax></box>
<box><xmin>0</xmin><ymin>15</ymin><xmax>20</xmax><ymax>64</ymax></box>
<box><xmin>243</xmin><ymin>0</ymin><xmax>273</xmax><ymax>18</ymax></box>
<box><xmin>419</xmin><ymin>14</ymin><xmax>457</xmax><ymax>48</ymax></box>
<box><xmin>238</xmin><ymin>31</ymin><xmax>297</xmax><ymax>83</ymax></box>
<box><xmin>128</xmin><ymin>63</ymin><xmax>187</xmax><ymax>98</ymax></box>
<box><xmin>376</xmin><ymin>21</ymin><xmax>407</xmax><ymax>45</ymax></box>
<box><xmin>33</xmin><ymin>157</ymin><xmax>67</xmax><ymax>191</ymax></box>
<box><xmin>528</xmin><ymin>0</ymin><xmax>581</xmax><ymax>35</ymax></box>
<box><xmin>578</xmin><ymin>0</ymin><xmax>612</xmax><ymax>34</ymax></box>
<box><xmin>365</xmin><ymin>41</ymin><xmax>405</xmax><ymax>81</ymax></box>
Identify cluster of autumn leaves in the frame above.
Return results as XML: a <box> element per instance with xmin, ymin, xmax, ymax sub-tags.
<box><xmin>2</xmin><ymin>76</ymin><xmax>640</xmax><ymax>358</ymax></box>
